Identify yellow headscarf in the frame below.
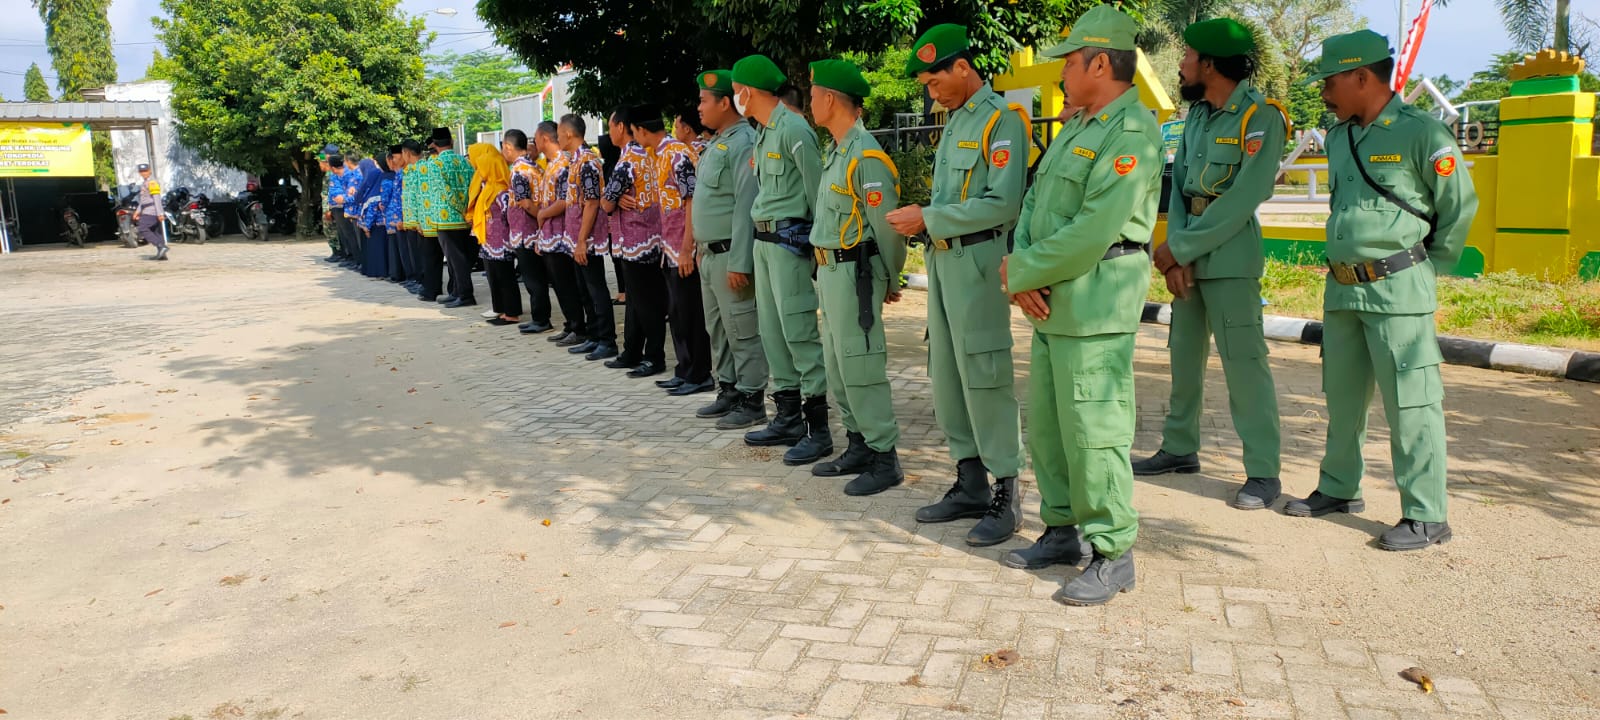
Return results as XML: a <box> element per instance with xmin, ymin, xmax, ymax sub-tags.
<box><xmin>467</xmin><ymin>142</ymin><xmax>511</xmax><ymax>245</ymax></box>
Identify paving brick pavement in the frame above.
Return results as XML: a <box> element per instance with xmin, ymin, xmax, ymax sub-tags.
<box><xmin>3</xmin><ymin>241</ymin><xmax>1598</xmax><ymax>719</ymax></box>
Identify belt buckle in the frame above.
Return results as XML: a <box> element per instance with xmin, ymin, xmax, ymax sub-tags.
<box><xmin>813</xmin><ymin>247</ymin><xmax>827</xmax><ymax>266</ymax></box>
<box><xmin>1331</xmin><ymin>263</ymin><xmax>1357</xmax><ymax>285</ymax></box>
<box><xmin>1361</xmin><ymin>260</ymin><xmax>1379</xmax><ymax>282</ymax></box>
<box><xmin>1189</xmin><ymin>198</ymin><xmax>1206</xmax><ymax>215</ymax></box>
<box><xmin>933</xmin><ymin>237</ymin><xmax>951</xmax><ymax>252</ymax></box>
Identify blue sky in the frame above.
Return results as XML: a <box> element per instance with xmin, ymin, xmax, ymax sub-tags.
<box><xmin>0</xmin><ymin>0</ymin><xmax>1518</xmax><ymax>101</ymax></box>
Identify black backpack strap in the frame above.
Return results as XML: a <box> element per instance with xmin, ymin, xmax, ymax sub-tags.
<box><xmin>1345</xmin><ymin>129</ymin><xmax>1437</xmax><ymax>248</ymax></box>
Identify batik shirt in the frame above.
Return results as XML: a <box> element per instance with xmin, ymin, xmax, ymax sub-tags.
<box><xmin>326</xmin><ymin>169</ymin><xmax>345</xmax><ymax>211</ymax></box>
<box><xmin>383</xmin><ymin>172</ymin><xmax>404</xmax><ymax>229</ymax></box>
<box><xmin>431</xmin><ymin>149</ymin><xmax>474</xmax><ymax>232</ymax></box>
<box><xmin>654</xmin><ymin>137</ymin><xmax>697</xmax><ymax>268</ymax></box>
<box><xmin>563</xmin><ymin>146</ymin><xmax>607</xmax><ymax>256</ymax></box>
<box><xmin>401</xmin><ymin>165</ymin><xmax>418</xmax><ymax>231</ymax></box>
<box><xmin>537</xmin><ymin>152</ymin><xmax>570</xmax><ymax>254</ymax></box>
<box><xmin>342</xmin><ymin>165</ymin><xmax>364</xmax><ymax>218</ymax></box>
<box><xmin>414</xmin><ymin>156</ymin><xmax>438</xmax><ymax>237</ymax></box>
<box><xmin>603</xmin><ymin>140</ymin><xmax>663</xmax><ymax>261</ymax></box>
<box><xmin>508</xmin><ymin>154</ymin><xmax>540</xmax><ymax>250</ymax></box>
<box><xmin>479</xmin><ymin>190</ymin><xmax>513</xmax><ymax>261</ymax></box>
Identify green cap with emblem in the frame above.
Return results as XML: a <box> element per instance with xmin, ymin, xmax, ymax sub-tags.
<box><xmin>1183</xmin><ymin>18</ymin><xmax>1255</xmax><ymax>57</ymax></box>
<box><xmin>810</xmin><ymin>59</ymin><xmax>872</xmax><ymax>99</ymax></box>
<box><xmin>1041</xmin><ymin>5</ymin><xmax>1138</xmax><ymax>58</ymax></box>
<box><xmin>1302</xmin><ymin>30</ymin><xmax>1393</xmax><ymax>85</ymax></box>
<box><xmin>904</xmin><ymin>24</ymin><xmax>969</xmax><ymax>77</ymax></box>
<box><xmin>732</xmin><ymin>54</ymin><xmax>787</xmax><ymax>92</ymax></box>
<box><xmin>698</xmin><ymin>69</ymin><xmax>734</xmax><ymax>97</ymax></box>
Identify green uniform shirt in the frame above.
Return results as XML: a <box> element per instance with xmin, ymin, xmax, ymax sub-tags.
<box><xmin>431</xmin><ymin>149</ymin><xmax>474</xmax><ymax>231</ymax></box>
<box><xmin>811</xmin><ymin>122</ymin><xmax>906</xmax><ymax>277</ymax></box>
<box><xmin>751</xmin><ymin>103</ymin><xmax>822</xmax><ymax>223</ymax></box>
<box><xmin>1010</xmin><ymin>87</ymin><xmax>1162</xmax><ymax>337</ymax></box>
<box><xmin>922</xmin><ymin>84</ymin><xmax>1031</xmax><ymax>240</ymax></box>
<box><xmin>414</xmin><ymin>156</ymin><xmax>438</xmax><ymax>237</ymax></box>
<box><xmin>1324</xmin><ymin>94</ymin><xmax>1478</xmax><ymax>314</ymax></box>
<box><xmin>692</xmin><ymin>121</ymin><xmax>760</xmax><ymax>274</ymax></box>
<box><xmin>1165</xmin><ymin>81</ymin><xmax>1287</xmax><ymax>279</ymax></box>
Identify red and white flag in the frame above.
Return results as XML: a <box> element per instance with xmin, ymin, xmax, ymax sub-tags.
<box><xmin>1393</xmin><ymin>0</ymin><xmax>1437</xmax><ymax>91</ymax></box>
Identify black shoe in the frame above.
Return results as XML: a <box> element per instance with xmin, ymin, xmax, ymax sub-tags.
<box><xmin>627</xmin><ymin>360</ymin><xmax>664</xmax><ymax>378</ymax></box>
<box><xmin>1001</xmin><ymin>526</ymin><xmax>1092</xmax><ymax>570</ymax></box>
<box><xmin>418</xmin><ymin>295</ymin><xmax>438</xmax><ymax>302</ymax></box>
<box><xmin>745</xmin><ymin>390</ymin><xmax>804</xmax><ymax>447</ymax></box>
<box><xmin>697</xmin><ymin>383</ymin><xmax>739</xmax><ymax>418</ymax></box>
<box><xmin>656</xmin><ymin>377</ymin><xmax>686</xmax><ymax>390</ymax></box>
<box><xmin>843</xmin><ymin>448</ymin><xmax>904</xmax><ymax>496</ymax></box>
<box><xmin>783</xmin><ymin>396</ymin><xmax>833</xmax><ymax>465</ymax></box>
<box><xmin>914</xmin><ymin>458</ymin><xmax>990</xmax><ymax>522</ymax></box>
<box><xmin>444</xmin><ymin>298</ymin><xmax>477</xmax><ymax>309</ymax></box>
<box><xmin>669</xmin><ymin>379</ymin><xmax>715</xmax><ymax>396</ymax></box>
<box><xmin>436</xmin><ymin>295</ymin><xmax>457</xmax><ymax>304</ymax></box>
<box><xmin>967</xmin><ymin>477</ymin><xmax>1022</xmax><ymax>547</ymax></box>
<box><xmin>520</xmin><ymin>321</ymin><xmax>554</xmax><ymax>334</ymax></box>
<box><xmin>547</xmin><ymin>330</ymin><xmax>572</xmax><ymax>343</ymax></box>
<box><xmin>1131</xmin><ymin>449</ymin><xmax>1201</xmax><ymax>476</ymax></box>
<box><xmin>716</xmin><ymin>391</ymin><xmax>769</xmax><ymax>429</ymax></box>
<box><xmin>568</xmin><ymin>340</ymin><xmax>599</xmax><ymax>355</ymax></box>
<box><xmin>585</xmin><ymin>344</ymin><xmax>619</xmax><ymax>361</ymax></box>
<box><xmin>1231</xmin><ymin>477</ymin><xmax>1282</xmax><ymax>511</ymax></box>
<box><xmin>555</xmin><ymin>333</ymin><xmax>587</xmax><ymax>347</ymax></box>
<box><xmin>156</xmin><ymin>247</ymin><xmax>170</xmax><ymax>261</ymax></box>
<box><xmin>1054</xmin><ymin>550</ymin><xmax>1136</xmax><ymax>606</ymax></box>
<box><xmin>604</xmin><ymin>355</ymin><xmax>640</xmax><ymax>369</ymax></box>
<box><xmin>325</xmin><ymin>255</ymin><xmax>341</xmax><ymax>263</ymax></box>
<box><xmin>1378</xmin><ymin>519</ymin><xmax>1453</xmax><ymax>551</ymax></box>
<box><xmin>486</xmin><ymin>317</ymin><xmax>519</xmax><ymax>326</ymax></box>
<box><xmin>813</xmin><ymin>431</ymin><xmax>872</xmax><ymax>478</ymax></box>
<box><xmin>1283</xmin><ymin>491</ymin><xmax>1365</xmax><ymax>518</ymax></box>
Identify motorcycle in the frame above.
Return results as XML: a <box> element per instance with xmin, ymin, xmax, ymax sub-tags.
<box><xmin>163</xmin><ymin>187</ymin><xmax>209</xmax><ymax>244</ymax></box>
<box><xmin>268</xmin><ymin>181</ymin><xmax>301</xmax><ymax>235</ymax></box>
<box><xmin>114</xmin><ymin>185</ymin><xmax>142</xmax><ymax>248</ymax></box>
<box><xmin>237</xmin><ymin>186</ymin><xmax>270</xmax><ymax>241</ymax></box>
<box><xmin>60</xmin><ymin>205</ymin><xmax>89</xmax><ymax>247</ymax></box>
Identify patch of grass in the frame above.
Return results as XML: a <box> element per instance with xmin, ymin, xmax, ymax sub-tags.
<box><xmin>399</xmin><ymin>673</ymin><xmax>428</xmax><ymax>693</ymax></box>
<box><xmin>903</xmin><ymin>250</ymin><xmax>926</xmax><ymax>276</ymax></box>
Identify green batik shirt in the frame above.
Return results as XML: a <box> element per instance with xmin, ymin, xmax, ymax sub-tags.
<box><xmin>1166</xmin><ymin>81</ymin><xmax>1288</xmax><ymax>279</ymax></box>
<box><xmin>1324</xmin><ymin>94</ymin><xmax>1477</xmax><ymax>314</ymax></box>
<box><xmin>811</xmin><ymin>122</ymin><xmax>906</xmax><ymax>277</ymax></box>
<box><xmin>922</xmin><ymin>83</ymin><xmax>1030</xmax><ymax>240</ymax></box>
<box><xmin>751</xmin><ymin>103</ymin><xmax>822</xmax><ymax>224</ymax></box>
<box><xmin>692</xmin><ymin>120</ymin><xmax>760</xmax><ymax>274</ymax></box>
<box><xmin>414</xmin><ymin>156</ymin><xmax>438</xmax><ymax>237</ymax></box>
<box><xmin>1009</xmin><ymin>87</ymin><xmax>1161</xmax><ymax>337</ymax></box>
<box><xmin>431</xmin><ymin>149</ymin><xmax>474</xmax><ymax>232</ymax></box>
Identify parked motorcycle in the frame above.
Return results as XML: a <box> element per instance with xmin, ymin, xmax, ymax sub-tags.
<box><xmin>164</xmin><ymin>187</ymin><xmax>209</xmax><ymax>244</ymax></box>
<box><xmin>268</xmin><ymin>181</ymin><xmax>300</xmax><ymax>235</ymax></box>
<box><xmin>114</xmin><ymin>184</ymin><xmax>142</xmax><ymax>248</ymax></box>
<box><xmin>60</xmin><ymin>205</ymin><xmax>89</xmax><ymax>247</ymax></box>
<box><xmin>237</xmin><ymin>185</ymin><xmax>270</xmax><ymax>240</ymax></box>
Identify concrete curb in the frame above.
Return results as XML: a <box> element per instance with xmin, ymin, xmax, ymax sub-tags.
<box><xmin>899</xmin><ymin>274</ymin><xmax>1598</xmax><ymax>384</ymax></box>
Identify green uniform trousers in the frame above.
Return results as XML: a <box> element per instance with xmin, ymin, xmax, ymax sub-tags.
<box><xmin>818</xmin><ymin>253</ymin><xmax>898</xmax><ymax>451</ymax></box>
<box><xmin>700</xmin><ymin>248</ymin><xmax>768</xmax><ymax>394</ymax></box>
<box><xmin>925</xmin><ymin>238</ymin><xmax>1025</xmax><ymax>478</ymax></box>
<box><xmin>1161</xmin><ymin>277</ymin><xmax>1282</xmax><ymax>477</ymax></box>
<box><xmin>1318</xmin><ymin>310</ymin><xmax>1449</xmax><ymax>523</ymax></box>
<box><xmin>1029</xmin><ymin>330</ymin><xmax>1139</xmax><ymax>559</ymax></box>
<box><xmin>754</xmin><ymin>240</ymin><xmax>827</xmax><ymax>399</ymax></box>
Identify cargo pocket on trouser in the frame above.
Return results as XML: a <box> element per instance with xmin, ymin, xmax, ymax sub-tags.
<box><xmin>1072</xmin><ymin>370</ymin><xmax>1134</xmax><ymax>448</ymax></box>
<box><xmin>780</xmin><ymin>289</ymin><xmax>821</xmax><ymax>344</ymax></box>
<box><xmin>1390</xmin><ymin>339</ymin><xmax>1444</xmax><ymax>408</ymax></box>
<box><xmin>1219</xmin><ymin>315</ymin><xmax>1268</xmax><ymax>360</ymax></box>
<box><xmin>963</xmin><ymin>326</ymin><xmax>1014</xmax><ymax>389</ymax></box>
<box><xmin>843</xmin><ymin>335</ymin><xmax>889</xmax><ymax>387</ymax></box>
<box><xmin>730</xmin><ymin>302</ymin><xmax>760</xmax><ymax>341</ymax></box>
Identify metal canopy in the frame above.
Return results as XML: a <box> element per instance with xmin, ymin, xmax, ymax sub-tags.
<box><xmin>0</xmin><ymin>100</ymin><xmax>163</xmax><ymax>131</ymax></box>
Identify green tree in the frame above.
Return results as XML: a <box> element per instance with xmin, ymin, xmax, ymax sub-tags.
<box><xmin>428</xmin><ymin>51</ymin><xmax>545</xmax><ymax>139</ymax></box>
<box><xmin>33</xmin><ymin>0</ymin><xmax>118</xmax><ymax>188</ymax></box>
<box><xmin>157</xmin><ymin>0</ymin><xmax>438</xmax><ymax>234</ymax></box>
<box><xmin>24</xmin><ymin>63</ymin><xmax>53</xmax><ymax>102</ymax></box>
<box><xmin>142</xmin><ymin>49</ymin><xmax>170</xmax><ymax>81</ymax></box>
<box><xmin>1234</xmin><ymin>0</ymin><xmax>1365</xmax><ymax>85</ymax></box>
<box><xmin>841</xmin><ymin>48</ymin><xmax>925</xmax><ymax>129</ymax></box>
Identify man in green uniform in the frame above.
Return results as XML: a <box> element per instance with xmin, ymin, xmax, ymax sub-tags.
<box><xmin>806</xmin><ymin>59</ymin><xmax>909</xmax><ymax>496</ymax></box>
<box><xmin>999</xmin><ymin>5</ymin><xmax>1161</xmax><ymax>606</ymax></box>
<box><xmin>1136</xmin><ymin>18</ymin><xmax>1288</xmax><ymax>511</ymax></box>
<box><xmin>690</xmin><ymin>68</ymin><xmax>771</xmax><ymax>430</ymax></box>
<box><xmin>731</xmin><ymin>54</ymin><xmax>832</xmax><ymax>466</ymax></box>
<box><xmin>888</xmin><ymin>24</ymin><xmax>1030</xmax><ymax>547</ymax></box>
<box><xmin>1286</xmin><ymin>31</ymin><xmax>1477</xmax><ymax>551</ymax></box>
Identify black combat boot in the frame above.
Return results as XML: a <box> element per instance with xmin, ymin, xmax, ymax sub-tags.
<box><xmin>744</xmin><ymin>390</ymin><xmax>804</xmax><ymax>447</ymax></box>
<box><xmin>813</xmin><ymin>431</ymin><xmax>872</xmax><ymax>477</ymax></box>
<box><xmin>1230</xmin><ymin>477</ymin><xmax>1282</xmax><ymax>510</ymax></box>
<box><xmin>1378</xmin><ymin>519</ymin><xmax>1452</xmax><ymax>551</ymax></box>
<box><xmin>1054</xmin><ymin>549</ymin><xmax>1136</xmax><ymax>606</ymax></box>
<box><xmin>914</xmin><ymin>458</ymin><xmax>990</xmax><ymax>523</ymax></box>
<box><xmin>843</xmin><ymin>448</ymin><xmax>904</xmax><ymax>496</ymax></box>
<box><xmin>1131</xmin><ymin>449</ymin><xmax>1200</xmax><ymax>476</ymax></box>
<box><xmin>966</xmin><ymin>477</ymin><xmax>1022</xmax><ymax>547</ymax></box>
<box><xmin>695</xmin><ymin>383</ymin><xmax>738</xmax><ymax>418</ymax></box>
<box><xmin>718</xmin><ymin>390</ymin><xmax>769</xmax><ymax>430</ymax></box>
<box><xmin>783</xmin><ymin>396</ymin><xmax>834</xmax><ymax>465</ymax></box>
<box><xmin>1001</xmin><ymin>525</ymin><xmax>1092</xmax><ymax>570</ymax></box>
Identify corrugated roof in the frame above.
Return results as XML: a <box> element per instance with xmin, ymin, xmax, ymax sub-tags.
<box><xmin>0</xmin><ymin>101</ymin><xmax>162</xmax><ymax>128</ymax></box>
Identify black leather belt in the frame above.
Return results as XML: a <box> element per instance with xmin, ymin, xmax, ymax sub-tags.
<box><xmin>814</xmin><ymin>241</ymin><xmax>879</xmax><ymax>267</ymax></box>
<box><xmin>1327</xmin><ymin>243</ymin><xmax>1429</xmax><ymax>285</ymax></box>
<box><xmin>754</xmin><ymin>218</ymin><xmax>804</xmax><ymax>234</ymax></box>
<box><xmin>1102</xmin><ymin>240</ymin><xmax>1147</xmax><ymax>261</ymax></box>
<box><xmin>1185</xmin><ymin>195</ymin><xmax>1215</xmax><ymax>216</ymax></box>
<box><xmin>706</xmin><ymin>239</ymin><xmax>731</xmax><ymax>254</ymax></box>
<box><xmin>916</xmin><ymin>229</ymin><xmax>1001</xmax><ymax>251</ymax></box>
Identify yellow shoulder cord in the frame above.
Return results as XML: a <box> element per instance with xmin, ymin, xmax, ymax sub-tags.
<box><xmin>962</xmin><ymin>103</ymin><xmax>1031</xmax><ymax>202</ymax></box>
<box><xmin>841</xmin><ymin>149</ymin><xmax>901</xmax><ymax>250</ymax></box>
<box><xmin>1209</xmin><ymin>98</ymin><xmax>1291</xmax><ymax>196</ymax></box>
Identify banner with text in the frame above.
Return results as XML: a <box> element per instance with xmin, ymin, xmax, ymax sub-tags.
<box><xmin>0</xmin><ymin>122</ymin><xmax>94</xmax><ymax>177</ymax></box>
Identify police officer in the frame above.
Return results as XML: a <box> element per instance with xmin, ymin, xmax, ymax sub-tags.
<box><xmin>132</xmin><ymin>163</ymin><xmax>168</xmax><ymax>261</ymax></box>
<box><xmin>999</xmin><ymin>5</ymin><xmax>1161</xmax><ymax>605</ymax></box>
<box><xmin>889</xmin><ymin>24</ymin><xmax>1030</xmax><ymax>546</ymax></box>
<box><xmin>807</xmin><ymin>59</ymin><xmax>908</xmax><ymax>496</ymax></box>
<box><xmin>689</xmin><ymin>69</ymin><xmax>771</xmax><ymax>430</ymax></box>
<box><xmin>1136</xmin><ymin>18</ymin><xmax>1288</xmax><ymax>511</ymax></box>
<box><xmin>1287</xmin><ymin>31</ymin><xmax>1477</xmax><ymax>551</ymax></box>
<box><xmin>731</xmin><ymin>54</ymin><xmax>831</xmax><ymax>466</ymax></box>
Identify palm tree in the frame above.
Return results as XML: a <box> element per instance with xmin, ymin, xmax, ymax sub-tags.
<box><xmin>1491</xmin><ymin>0</ymin><xmax>1570</xmax><ymax>53</ymax></box>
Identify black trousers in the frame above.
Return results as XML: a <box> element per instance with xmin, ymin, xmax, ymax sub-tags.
<box><xmin>577</xmin><ymin>253</ymin><xmax>617</xmax><ymax>346</ymax></box>
<box><xmin>665</xmin><ymin>265</ymin><xmax>713</xmax><ymax>383</ymax></box>
<box><xmin>611</xmin><ymin>254</ymin><xmax>627</xmax><ymax>296</ymax></box>
<box><xmin>544</xmin><ymin>251</ymin><xmax>590</xmax><ymax>336</ymax></box>
<box><xmin>439</xmin><ymin>228</ymin><xmax>476</xmax><ymax>302</ymax></box>
<box><xmin>387</xmin><ymin>228</ymin><xmax>407</xmax><ymax>282</ymax></box>
<box><xmin>418</xmin><ymin>232</ymin><xmax>446</xmax><ymax>299</ymax></box>
<box><xmin>621</xmin><ymin>256</ymin><xmax>669</xmax><ymax>366</ymax></box>
<box><xmin>515</xmin><ymin>246</ymin><xmax>552</xmax><ymax>325</ymax></box>
<box><xmin>336</xmin><ymin>214</ymin><xmax>360</xmax><ymax>261</ymax></box>
<box><xmin>406</xmin><ymin>230</ymin><xmax>425</xmax><ymax>285</ymax></box>
<box><xmin>485</xmin><ymin>257</ymin><xmax>522</xmax><ymax>317</ymax></box>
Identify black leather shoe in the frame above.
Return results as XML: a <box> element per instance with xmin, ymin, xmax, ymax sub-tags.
<box><xmin>444</xmin><ymin>298</ymin><xmax>477</xmax><ymax>309</ymax></box>
<box><xmin>697</xmin><ymin>384</ymin><xmax>738</xmax><ymax>418</ymax></box>
<box><xmin>487</xmin><ymin>317</ymin><xmax>518</xmax><ymax>326</ymax></box>
<box><xmin>914</xmin><ymin>458</ymin><xmax>990</xmax><ymax>522</ymax></box>
<box><xmin>813</xmin><ymin>431</ymin><xmax>872</xmax><ymax>478</ymax></box>
<box><xmin>1001</xmin><ymin>526</ymin><xmax>1092</xmax><ymax>570</ymax></box>
<box><xmin>627</xmin><ymin>360</ymin><xmax>664</xmax><ymax>378</ymax></box>
<box><xmin>604</xmin><ymin>355</ymin><xmax>640</xmax><ymax>369</ymax></box>
<box><xmin>568</xmin><ymin>340</ymin><xmax>599</xmax><ymax>355</ymax></box>
<box><xmin>783</xmin><ymin>396</ymin><xmax>833</xmax><ymax>465</ymax></box>
<box><xmin>966</xmin><ymin>477</ymin><xmax>1022</xmax><ymax>547</ymax></box>
<box><xmin>585</xmin><ymin>344</ymin><xmax>619</xmax><ymax>361</ymax></box>
<box><xmin>716</xmin><ymin>391</ymin><xmax>768</xmax><ymax>429</ymax></box>
<box><xmin>555</xmin><ymin>333</ymin><xmax>587</xmax><ymax>347</ymax></box>
<box><xmin>1378</xmin><ymin>519</ymin><xmax>1452</xmax><ymax>551</ymax></box>
<box><xmin>1231</xmin><ymin>477</ymin><xmax>1282</xmax><ymax>511</ymax></box>
<box><xmin>547</xmin><ymin>330</ymin><xmax>572</xmax><ymax>344</ymax></box>
<box><xmin>1131</xmin><ymin>449</ymin><xmax>1201</xmax><ymax>476</ymax></box>
<box><xmin>656</xmin><ymin>377</ymin><xmax>686</xmax><ymax>390</ymax></box>
<box><xmin>325</xmin><ymin>255</ymin><xmax>341</xmax><ymax>263</ymax></box>
<box><xmin>843</xmin><ymin>448</ymin><xmax>903</xmax><ymax>496</ymax></box>
<box><xmin>669</xmin><ymin>379</ymin><xmax>715</xmax><ymax>396</ymax></box>
<box><xmin>437</xmin><ymin>295</ymin><xmax>457</xmax><ymax>304</ymax></box>
<box><xmin>1283</xmin><ymin>491</ymin><xmax>1365</xmax><ymax>518</ymax></box>
<box><xmin>520</xmin><ymin>321</ymin><xmax>554</xmax><ymax>334</ymax></box>
<box><xmin>1054</xmin><ymin>550</ymin><xmax>1136</xmax><ymax>606</ymax></box>
<box><xmin>418</xmin><ymin>295</ymin><xmax>438</xmax><ymax>302</ymax></box>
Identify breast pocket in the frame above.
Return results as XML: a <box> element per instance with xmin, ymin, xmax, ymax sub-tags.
<box><xmin>1044</xmin><ymin>156</ymin><xmax>1092</xmax><ymax>218</ymax></box>
<box><xmin>761</xmin><ymin>154</ymin><xmax>787</xmax><ymax>178</ymax></box>
<box><xmin>1199</xmin><ymin>143</ymin><xmax>1242</xmax><ymax>194</ymax></box>
<box><xmin>699</xmin><ymin>154</ymin><xmax>726</xmax><ymax>190</ymax></box>
<box><xmin>943</xmin><ymin>147</ymin><xmax>982</xmax><ymax>189</ymax></box>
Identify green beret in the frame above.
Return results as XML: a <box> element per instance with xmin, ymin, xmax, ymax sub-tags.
<box><xmin>905</xmin><ymin>24</ymin><xmax>969</xmax><ymax>77</ymax></box>
<box><xmin>810</xmin><ymin>59</ymin><xmax>871</xmax><ymax>99</ymax></box>
<box><xmin>698</xmin><ymin>69</ymin><xmax>734</xmax><ymax>97</ymax></box>
<box><xmin>732</xmin><ymin>55</ymin><xmax>787</xmax><ymax>92</ymax></box>
<box><xmin>1183</xmin><ymin>18</ymin><xmax>1255</xmax><ymax>58</ymax></box>
<box><xmin>1041</xmin><ymin>5</ymin><xmax>1138</xmax><ymax>58</ymax></box>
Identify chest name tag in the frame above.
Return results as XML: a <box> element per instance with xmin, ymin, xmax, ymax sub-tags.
<box><xmin>829</xmin><ymin>183</ymin><xmax>851</xmax><ymax>195</ymax></box>
<box><xmin>1072</xmin><ymin>147</ymin><xmax>1097</xmax><ymax>160</ymax></box>
<box><xmin>715</xmin><ymin>143</ymin><xmax>728</xmax><ymax>151</ymax></box>
<box><xmin>1215</xmin><ymin>137</ymin><xmax>1240</xmax><ymax>145</ymax></box>
<box><xmin>766</xmin><ymin>152</ymin><xmax>782</xmax><ymax>160</ymax></box>
<box><xmin>956</xmin><ymin>141</ymin><xmax>981</xmax><ymax>150</ymax></box>
<box><xmin>1369</xmin><ymin>154</ymin><xmax>1402</xmax><ymax>163</ymax></box>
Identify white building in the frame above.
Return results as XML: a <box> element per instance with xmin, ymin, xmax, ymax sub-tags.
<box><xmin>100</xmin><ymin>80</ymin><xmax>247</xmax><ymax>201</ymax></box>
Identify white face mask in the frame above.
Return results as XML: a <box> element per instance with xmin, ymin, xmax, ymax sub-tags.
<box><xmin>733</xmin><ymin>89</ymin><xmax>749</xmax><ymax>116</ymax></box>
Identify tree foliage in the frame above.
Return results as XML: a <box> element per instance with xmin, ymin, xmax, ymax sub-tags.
<box><xmin>427</xmin><ymin>50</ymin><xmax>545</xmax><ymax>139</ymax></box>
<box><xmin>1233</xmin><ymin>0</ymin><xmax>1364</xmax><ymax>85</ymax></box>
<box><xmin>34</xmin><ymin>0</ymin><xmax>118</xmax><ymax>187</ymax></box>
<box><xmin>24</xmin><ymin>63</ymin><xmax>53</xmax><ymax>102</ymax></box>
<box><xmin>157</xmin><ymin>0</ymin><xmax>437</xmax><ymax>234</ymax></box>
